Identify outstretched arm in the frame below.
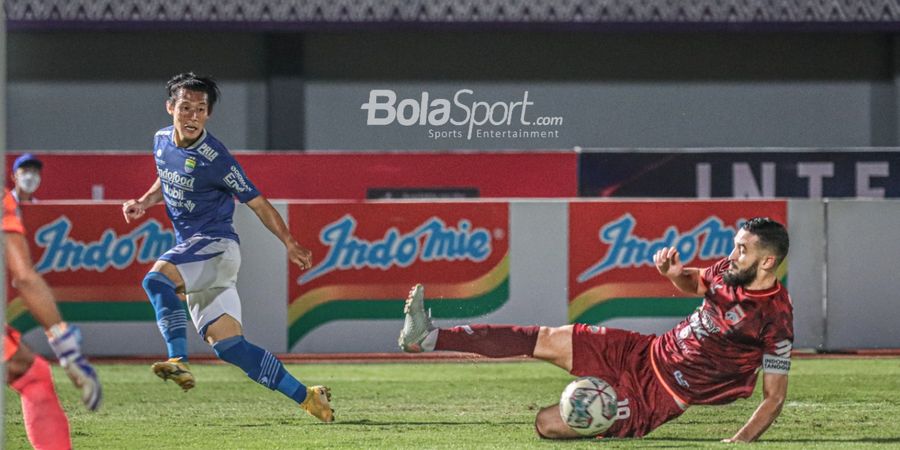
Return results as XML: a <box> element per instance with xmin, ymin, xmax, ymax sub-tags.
<box><xmin>723</xmin><ymin>373</ymin><xmax>788</xmax><ymax>442</ymax></box>
<box><xmin>122</xmin><ymin>178</ymin><xmax>163</xmax><ymax>223</ymax></box>
<box><xmin>5</xmin><ymin>232</ymin><xmax>63</xmax><ymax>328</ymax></box>
<box><xmin>653</xmin><ymin>247</ymin><xmax>707</xmax><ymax>296</ymax></box>
<box><xmin>246</xmin><ymin>195</ymin><xmax>312</xmax><ymax>270</ymax></box>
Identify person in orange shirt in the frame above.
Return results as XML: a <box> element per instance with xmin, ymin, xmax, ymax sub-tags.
<box><xmin>3</xmin><ymin>188</ymin><xmax>101</xmax><ymax>449</ymax></box>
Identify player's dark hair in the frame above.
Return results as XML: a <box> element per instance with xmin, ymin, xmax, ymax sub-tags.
<box><xmin>742</xmin><ymin>217</ymin><xmax>789</xmax><ymax>265</ymax></box>
<box><xmin>166</xmin><ymin>72</ymin><xmax>220</xmax><ymax>114</ymax></box>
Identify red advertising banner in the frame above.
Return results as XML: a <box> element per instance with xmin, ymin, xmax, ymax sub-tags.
<box><xmin>5</xmin><ymin>151</ymin><xmax>577</xmax><ymax>200</ymax></box>
<box><xmin>568</xmin><ymin>200</ymin><xmax>787</xmax><ymax>324</ymax></box>
<box><xmin>7</xmin><ymin>203</ymin><xmax>173</xmax><ymax>332</ymax></box>
<box><xmin>288</xmin><ymin>202</ymin><xmax>510</xmax><ymax>347</ymax></box>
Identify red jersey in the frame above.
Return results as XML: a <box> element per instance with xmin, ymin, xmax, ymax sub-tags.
<box><xmin>651</xmin><ymin>258</ymin><xmax>794</xmax><ymax>405</ymax></box>
<box><xmin>2</xmin><ymin>189</ymin><xmax>24</xmax><ymax>234</ymax></box>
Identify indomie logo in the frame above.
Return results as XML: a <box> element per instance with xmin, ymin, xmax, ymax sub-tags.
<box><xmin>299</xmin><ymin>215</ymin><xmax>493</xmax><ymax>284</ymax></box>
<box><xmin>577</xmin><ymin>214</ymin><xmax>739</xmax><ymax>283</ymax></box>
<box><xmin>33</xmin><ymin>217</ymin><xmax>175</xmax><ymax>273</ymax></box>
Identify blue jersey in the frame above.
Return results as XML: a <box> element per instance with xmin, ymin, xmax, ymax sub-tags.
<box><xmin>153</xmin><ymin>126</ymin><xmax>260</xmax><ymax>244</ymax></box>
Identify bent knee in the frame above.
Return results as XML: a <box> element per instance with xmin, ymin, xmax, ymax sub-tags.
<box><xmin>204</xmin><ymin>314</ymin><xmax>243</xmax><ymax>344</ymax></box>
<box><xmin>534</xmin><ymin>405</ymin><xmax>581</xmax><ymax>440</ymax></box>
<box><xmin>534</xmin><ymin>325</ymin><xmax>574</xmax><ymax>370</ymax></box>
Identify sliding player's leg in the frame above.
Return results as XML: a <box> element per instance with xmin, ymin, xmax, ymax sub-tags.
<box><xmin>534</xmin><ymin>404</ymin><xmax>584</xmax><ymax>439</ymax></box>
<box><xmin>399</xmin><ymin>284</ymin><xmax>574</xmax><ymax>370</ymax></box>
<box><xmin>543</xmin><ymin>325</ymin><xmax>688</xmax><ymax>439</ymax></box>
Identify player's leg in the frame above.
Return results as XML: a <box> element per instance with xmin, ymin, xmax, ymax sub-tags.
<box><xmin>183</xmin><ymin>240</ymin><xmax>333</xmax><ymax>421</ymax></box>
<box><xmin>7</xmin><ymin>339</ymin><xmax>72</xmax><ymax>450</ymax></box>
<box><xmin>146</xmin><ymin>236</ymin><xmax>240</xmax><ymax>390</ymax></box>
<box><xmin>144</xmin><ymin>260</ymin><xmax>188</xmax><ymax>360</ymax></box>
<box><xmin>142</xmin><ymin>259</ymin><xmax>194</xmax><ymax>390</ymax></box>
<box><xmin>534</xmin><ymin>404</ymin><xmax>584</xmax><ymax>439</ymax></box>
<box><xmin>399</xmin><ymin>284</ymin><xmax>573</xmax><ymax>369</ymax></box>
<box><xmin>199</xmin><ymin>301</ymin><xmax>334</xmax><ymax>422</ymax></box>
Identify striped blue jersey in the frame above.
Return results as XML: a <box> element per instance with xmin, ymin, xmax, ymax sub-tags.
<box><xmin>153</xmin><ymin>126</ymin><xmax>259</xmax><ymax>243</ymax></box>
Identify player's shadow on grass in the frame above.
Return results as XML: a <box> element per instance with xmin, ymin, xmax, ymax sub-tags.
<box><xmin>763</xmin><ymin>438</ymin><xmax>900</xmax><ymax>444</ymax></box>
<box><xmin>336</xmin><ymin>419</ymin><xmax>529</xmax><ymax>426</ymax></box>
<box><xmin>643</xmin><ymin>437</ymin><xmax>900</xmax><ymax>444</ymax></box>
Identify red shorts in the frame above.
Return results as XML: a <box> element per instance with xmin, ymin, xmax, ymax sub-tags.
<box><xmin>570</xmin><ymin>324</ymin><xmax>687</xmax><ymax>438</ymax></box>
<box><xmin>4</xmin><ymin>327</ymin><xmax>22</xmax><ymax>362</ymax></box>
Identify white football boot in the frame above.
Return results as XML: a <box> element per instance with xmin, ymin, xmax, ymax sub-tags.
<box><xmin>398</xmin><ymin>284</ymin><xmax>435</xmax><ymax>353</ymax></box>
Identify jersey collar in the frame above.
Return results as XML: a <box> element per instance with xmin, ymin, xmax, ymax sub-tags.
<box><xmin>740</xmin><ymin>281</ymin><xmax>781</xmax><ymax>298</ymax></box>
<box><xmin>169</xmin><ymin>128</ymin><xmax>208</xmax><ymax>150</ymax></box>
<box><xmin>184</xmin><ymin>129</ymin><xmax>208</xmax><ymax>150</ymax></box>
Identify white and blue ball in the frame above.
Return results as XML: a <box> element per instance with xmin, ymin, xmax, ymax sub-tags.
<box><xmin>559</xmin><ymin>376</ymin><xmax>618</xmax><ymax>436</ymax></box>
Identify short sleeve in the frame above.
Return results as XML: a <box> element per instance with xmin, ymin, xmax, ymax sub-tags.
<box><xmin>760</xmin><ymin>299</ymin><xmax>794</xmax><ymax>375</ymax></box>
<box><xmin>700</xmin><ymin>258</ymin><xmax>730</xmax><ymax>289</ymax></box>
<box><xmin>2</xmin><ymin>190</ymin><xmax>24</xmax><ymax>234</ymax></box>
<box><xmin>214</xmin><ymin>153</ymin><xmax>260</xmax><ymax>203</ymax></box>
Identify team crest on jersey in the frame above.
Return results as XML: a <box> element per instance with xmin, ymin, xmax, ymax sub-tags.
<box><xmin>724</xmin><ymin>305</ymin><xmax>746</xmax><ymax>325</ymax></box>
<box><xmin>184</xmin><ymin>157</ymin><xmax>196</xmax><ymax>173</ymax></box>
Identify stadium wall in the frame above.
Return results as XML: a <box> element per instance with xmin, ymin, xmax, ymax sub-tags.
<box><xmin>12</xmin><ymin>198</ymin><xmax>898</xmax><ymax>356</ymax></box>
<box><xmin>2</xmin><ymin>152</ymin><xmax>578</xmax><ymax>200</ymax></box>
<box><xmin>5</xmin><ymin>149</ymin><xmax>898</xmax><ymax>201</ymax></box>
<box><xmin>6</xmin><ymin>32</ymin><xmax>900</xmax><ymax>150</ymax></box>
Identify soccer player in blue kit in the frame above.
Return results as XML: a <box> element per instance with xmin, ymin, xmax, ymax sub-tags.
<box><xmin>122</xmin><ymin>73</ymin><xmax>333</xmax><ymax>422</ymax></box>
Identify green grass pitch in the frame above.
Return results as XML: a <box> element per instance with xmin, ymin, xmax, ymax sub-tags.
<box><xmin>5</xmin><ymin>358</ymin><xmax>900</xmax><ymax>449</ymax></box>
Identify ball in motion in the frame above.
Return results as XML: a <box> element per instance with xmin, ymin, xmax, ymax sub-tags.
<box><xmin>558</xmin><ymin>376</ymin><xmax>618</xmax><ymax>436</ymax></box>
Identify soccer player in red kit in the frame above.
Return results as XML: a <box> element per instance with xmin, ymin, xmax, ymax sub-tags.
<box><xmin>3</xmin><ymin>188</ymin><xmax>102</xmax><ymax>449</ymax></box>
<box><xmin>399</xmin><ymin>217</ymin><xmax>792</xmax><ymax>442</ymax></box>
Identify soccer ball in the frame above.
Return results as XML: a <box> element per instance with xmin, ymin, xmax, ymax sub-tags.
<box><xmin>558</xmin><ymin>376</ymin><xmax>618</xmax><ymax>436</ymax></box>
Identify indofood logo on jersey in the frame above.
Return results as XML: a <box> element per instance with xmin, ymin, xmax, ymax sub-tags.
<box><xmin>360</xmin><ymin>89</ymin><xmax>563</xmax><ymax>141</ymax></box>
<box><xmin>287</xmin><ymin>202</ymin><xmax>510</xmax><ymax>347</ymax></box>
<box><xmin>7</xmin><ymin>204</ymin><xmax>176</xmax><ymax>334</ymax></box>
<box><xmin>568</xmin><ymin>201</ymin><xmax>787</xmax><ymax>325</ymax></box>
<box><xmin>158</xmin><ymin>167</ymin><xmax>195</xmax><ymax>191</ymax></box>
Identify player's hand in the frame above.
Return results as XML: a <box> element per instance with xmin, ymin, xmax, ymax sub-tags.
<box><xmin>61</xmin><ymin>354</ymin><xmax>103</xmax><ymax>411</ymax></box>
<box><xmin>122</xmin><ymin>199</ymin><xmax>145</xmax><ymax>223</ymax></box>
<box><xmin>287</xmin><ymin>240</ymin><xmax>313</xmax><ymax>270</ymax></box>
<box><xmin>47</xmin><ymin>323</ymin><xmax>103</xmax><ymax>411</ymax></box>
<box><xmin>653</xmin><ymin>247</ymin><xmax>683</xmax><ymax>278</ymax></box>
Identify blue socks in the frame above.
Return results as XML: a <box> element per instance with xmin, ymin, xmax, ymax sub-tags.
<box><xmin>212</xmin><ymin>335</ymin><xmax>307</xmax><ymax>404</ymax></box>
<box><xmin>142</xmin><ymin>272</ymin><xmax>188</xmax><ymax>361</ymax></box>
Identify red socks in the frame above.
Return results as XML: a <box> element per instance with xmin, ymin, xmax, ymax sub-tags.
<box><xmin>435</xmin><ymin>324</ymin><xmax>540</xmax><ymax>357</ymax></box>
<box><xmin>10</xmin><ymin>356</ymin><xmax>72</xmax><ymax>450</ymax></box>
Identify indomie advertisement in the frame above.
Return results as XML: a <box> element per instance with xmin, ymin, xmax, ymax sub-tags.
<box><xmin>7</xmin><ymin>203</ymin><xmax>174</xmax><ymax>332</ymax></box>
<box><xmin>569</xmin><ymin>201</ymin><xmax>787</xmax><ymax>325</ymax></box>
<box><xmin>288</xmin><ymin>202</ymin><xmax>510</xmax><ymax>348</ymax></box>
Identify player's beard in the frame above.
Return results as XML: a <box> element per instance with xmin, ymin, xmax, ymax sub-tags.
<box><xmin>723</xmin><ymin>261</ymin><xmax>759</xmax><ymax>287</ymax></box>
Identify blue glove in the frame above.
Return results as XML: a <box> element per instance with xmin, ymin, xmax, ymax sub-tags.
<box><xmin>47</xmin><ymin>323</ymin><xmax>102</xmax><ymax>411</ymax></box>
